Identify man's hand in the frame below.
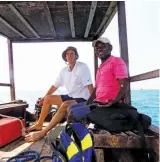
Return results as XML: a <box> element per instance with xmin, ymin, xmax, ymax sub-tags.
<box><xmin>98</xmin><ymin>99</ymin><xmax>114</xmax><ymax>107</ymax></box>
<box><xmin>37</xmin><ymin>98</ymin><xmax>44</xmax><ymax>106</ymax></box>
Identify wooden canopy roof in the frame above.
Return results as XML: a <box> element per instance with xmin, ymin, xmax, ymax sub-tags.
<box><xmin>0</xmin><ymin>1</ymin><xmax>117</xmax><ymax>42</ymax></box>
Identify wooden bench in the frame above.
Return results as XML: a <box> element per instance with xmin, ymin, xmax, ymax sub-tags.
<box><xmin>93</xmin><ymin>125</ymin><xmax>159</xmax><ymax>162</ymax></box>
<box><xmin>0</xmin><ymin>102</ymin><xmax>28</xmax><ymax>118</ymax></box>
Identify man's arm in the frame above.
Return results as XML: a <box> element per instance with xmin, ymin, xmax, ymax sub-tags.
<box><xmin>87</xmin><ymin>84</ymin><xmax>94</xmax><ymax>95</ymax></box>
<box><xmin>112</xmin><ymin>57</ymin><xmax>128</xmax><ymax>104</ymax></box>
<box><xmin>112</xmin><ymin>78</ymin><xmax>128</xmax><ymax>104</ymax></box>
<box><xmin>85</xmin><ymin>88</ymin><xmax>96</xmax><ymax>105</ymax></box>
<box><xmin>45</xmin><ymin>85</ymin><xmax>58</xmax><ymax>96</ymax></box>
<box><xmin>99</xmin><ymin>78</ymin><xmax>128</xmax><ymax>107</ymax></box>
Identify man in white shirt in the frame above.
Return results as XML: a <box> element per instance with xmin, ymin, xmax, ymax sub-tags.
<box><xmin>26</xmin><ymin>46</ymin><xmax>93</xmax><ymax>142</ymax></box>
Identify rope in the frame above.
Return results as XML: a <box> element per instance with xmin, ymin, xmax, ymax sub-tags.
<box><xmin>0</xmin><ymin>114</ymin><xmax>26</xmax><ymax>136</ymax></box>
<box><xmin>6</xmin><ymin>150</ymin><xmax>39</xmax><ymax>162</ymax></box>
<box><xmin>6</xmin><ymin>149</ymin><xmax>53</xmax><ymax>162</ymax></box>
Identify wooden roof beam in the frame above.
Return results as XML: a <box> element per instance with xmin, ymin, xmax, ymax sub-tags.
<box><xmin>95</xmin><ymin>1</ymin><xmax>117</xmax><ymax>37</ymax></box>
<box><xmin>43</xmin><ymin>2</ymin><xmax>57</xmax><ymax>38</ymax></box>
<box><xmin>99</xmin><ymin>5</ymin><xmax>117</xmax><ymax>37</ymax></box>
<box><xmin>8</xmin><ymin>4</ymin><xmax>40</xmax><ymax>38</ymax></box>
<box><xmin>84</xmin><ymin>1</ymin><xmax>97</xmax><ymax>38</ymax></box>
<box><xmin>67</xmin><ymin>1</ymin><xmax>75</xmax><ymax>38</ymax></box>
<box><xmin>0</xmin><ymin>17</ymin><xmax>26</xmax><ymax>38</ymax></box>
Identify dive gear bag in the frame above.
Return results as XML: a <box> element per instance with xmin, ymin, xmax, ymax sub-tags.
<box><xmin>49</xmin><ymin>123</ymin><xmax>96</xmax><ymax>162</ymax></box>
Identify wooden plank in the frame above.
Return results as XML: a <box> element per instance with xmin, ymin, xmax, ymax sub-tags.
<box><xmin>84</xmin><ymin>1</ymin><xmax>97</xmax><ymax>38</ymax></box>
<box><xmin>95</xmin><ymin>149</ymin><xmax>104</xmax><ymax>162</ymax></box>
<box><xmin>99</xmin><ymin>4</ymin><xmax>117</xmax><ymax>37</ymax></box>
<box><xmin>118</xmin><ymin>132</ymin><xmax>127</xmax><ymax>136</ymax></box>
<box><xmin>95</xmin><ymin>1</ymin><xmax>117</xmax><ymax>36</ymax></box>
<box><xmin>0</xmin><ymin>103</ymin><xmax>28</xmax><ymax>114</ymax></box>
<box><xmin>0</xmin><ymin>17</ymin><xmax>26</xmax><ymax>38</ymax></box>
<box><xmin>119</xmin><ymin>150</ymin><xmax>136</xmax><ymax>162</ymax></box>
<box><xmin>8</xmin><ymin>4</ymin><xmax>40</xmax><ymax>38</ymax></box>
<box><xmin>117</xmin><ymin>1</ymin><xmax>131</xmax><ymax>105</ymax></box>
<box><xmin>43</xmin><ymin>2</ymin><xmax>57</xmax><ymax>38</ymax></box>
<box><xmin>93</xmin><ymin>134</ymin><xmax>154</xmax><ymax>149</ymax></box>
<box><xmin>112</xmin><ymin>132</ymin><xmax>127</xmax><ymax>136</ymax></box>
<box><xmin>0</xmin><ymin>103</ymin><xmax>28</xmax><ymax>109</ymax></box>
<box><xmin>125</xmin><ymin>131</ymin><xmax>139</xmax><ymax>137</ymax></box>
<box><xmin>40</xmin><ymin>138</ymin><xmax>52</xmax><ymax>158</ymax></box>
<box><xmin>0</xmin><ymin>138</ymin><xmax>46</xmax><ymax>162</ymax></box>
<box><xmin>0</xmin><ymin>100</ymin><xmax>26</xmax><ymax>105</ymax></box>
<box><xmin>67</xmin><ymin>1</ymin><xmax>75</xmax><ymax>38</ymax></box>
<box><xmin>153</xmin><ymin>137</ymin><xmax>159</xmax><ymax>156</ymax></box>
<box><xmin>148</xmin><ymin>125</ymin><xmax>159</xmax><ymax>136</ymax></box>
<box><xmin>12</xmin><ymin>38</ymin><xmax>92</xmax><ymax>43</ymax></box>
<box><xmin>98</xmin><ymin>130</ymin><xmax>112</xmax><ymax>136</ymax></box>
<box><xmin>27</xmin><ymin>137</ymin><xmax>47</xmax><ymax>153</ymax></box>
<box><xmin>0</xmin><ymin>83</ymin><xmax>11</xmax><ymax>87</ymax></box>
<box><xmin>130</xmin><ymin>69</ymin><xmax>159</xmax><ymax>82</ymax></box>
<box><xmin>149</xmin><ymin>125</ymin><xmax>159</xmax><ymax>135</ymax></box>
<box><xmin>8</xmin><ymin>40</ymin><xmax>15</xmax><ymax>101</ymax></box>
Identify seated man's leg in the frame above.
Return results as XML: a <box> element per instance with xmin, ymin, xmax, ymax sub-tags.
<box><xmin>67</xmin><ymin>103</ymin><xmax>85</xmax><ymax>123</ymax></box>
<box><xmin>67</xmin><ymin>103</ymin><xmax>90</xmax><ymax>123</ymax></box>
<box><xmin>25</xmin><ymin>100</ymin><xmax>77</xmax><ymax>142</ymax></box>
<box><xmin>27</xmin><ymin>95</ymin><xmax>63</xmax><ymax>132</ymax></box>
<box><xmin>42</xmin><ymin>100</ymin><xmax>77</xmax><ymax>131</ymax></box>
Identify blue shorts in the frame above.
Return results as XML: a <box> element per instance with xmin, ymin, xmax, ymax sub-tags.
<box><xmin>70</xmin><ymin>102</ymin><xmax>91</xmax><ymax>121</ymax></box>
<box><xmin>61</xmin><ymin>95</ymin><xmax>86</xmax><ymax>103</ymax></box>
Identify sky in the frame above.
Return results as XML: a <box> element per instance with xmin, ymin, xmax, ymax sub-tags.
<box><xmin>0</xmin><ymin>1</ymin><xmax>160</xmax><ymax>92</ymax></box>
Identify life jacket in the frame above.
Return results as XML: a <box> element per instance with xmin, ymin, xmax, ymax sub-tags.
<box><xmin>50</xmin><ymin>123</ymin><xmax>96</xmax><ymax>162</ymax></box>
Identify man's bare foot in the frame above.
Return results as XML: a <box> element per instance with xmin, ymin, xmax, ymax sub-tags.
<box><xmin>26</xmin><ymin>123</ymin><xmax>43</xmax><ymax>133</ymax></box>
<box><xmin>25</xmin><ymin>131</ymin><xmax>44</xmax><ymax>142</ymax></box>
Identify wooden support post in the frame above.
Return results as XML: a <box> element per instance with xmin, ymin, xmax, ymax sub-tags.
<box><xmin>94</xmin><ymin>52</ymin><xmax>98</xmax><ymax>80</ymax></box>
<box><xmin>8</xmin><ymin>39</ymin><xmax>15</xmax><ymax>101</ymax></box>
<box><xmin>117</xmin><ymin>1</ymin><xmax>131</xmax><ymax>105</ymax></box>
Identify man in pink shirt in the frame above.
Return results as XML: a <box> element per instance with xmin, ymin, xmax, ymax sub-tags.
<box><xmin>67</xmin><ymin>37</ymin><xmax>129</xmax><ymax>121</ymax></box>
<box><xmin>92</xmin><ymin>37</ymin><xmax>128</xmax><ymax>105</ymax></box>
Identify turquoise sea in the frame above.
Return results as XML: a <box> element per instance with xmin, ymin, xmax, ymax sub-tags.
<box><xmin>0</xmin><ymin>90</ymin><xmax>159</xmax><ymax>126</ymax></box>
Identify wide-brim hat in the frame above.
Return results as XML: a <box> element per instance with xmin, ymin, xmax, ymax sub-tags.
<box><xmin>62</xmin><ymin>46</ymin><xmax>79</xmax><ymax>62</ymax></box>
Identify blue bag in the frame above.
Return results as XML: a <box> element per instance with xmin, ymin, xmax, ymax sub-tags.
<box><xmin>49</xmin><ymin>123</ymin><xmax>96</xmax><ymax>162</ymax></box>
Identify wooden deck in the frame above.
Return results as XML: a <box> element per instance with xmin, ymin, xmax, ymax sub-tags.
<box><xmin>0</xmin><ymin>123</ymin><xmax>159</xmax><ymax>162</ymax></box>
<box><xmin>0</xmin><ymin>122</ymin><xmax>57</xmax><ymax>162</ymax></box>
<box><xmin>0</xmin><ymin>137</ymin><xmax>52</xmax><ymax>162</ymax></box>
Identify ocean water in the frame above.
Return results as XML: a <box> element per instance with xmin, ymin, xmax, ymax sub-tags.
<box><xmin>131</xmin><ymin>90</ymin><xmax>159</xmax><ymax>126</ymax></box>
<box><xmin>0</xmin><ymin>90</ymin><xmax>159</xmax><ymax>126</ymax></box>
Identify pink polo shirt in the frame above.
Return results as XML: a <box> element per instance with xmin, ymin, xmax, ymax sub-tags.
<box><xmin>95</xmin><ymin>56</ymin><xmax>128</xmax><ymax>103</ymax></box>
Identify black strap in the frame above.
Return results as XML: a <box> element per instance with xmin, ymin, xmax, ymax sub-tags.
<box><xmin>135</xmin><ymin>117</ymin><xmax>152</xmax><ymax>162</ymax></box>
<box><xmin>50</xmin><ymin>139</ymin><xmax>68</xmax><ymax>162</ymax></box>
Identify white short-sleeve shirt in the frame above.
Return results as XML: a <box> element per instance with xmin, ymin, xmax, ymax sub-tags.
<box><xmin>54</xmin><ymin>61</ymin><xmax>92</xmax><ymax>100</ymax></box>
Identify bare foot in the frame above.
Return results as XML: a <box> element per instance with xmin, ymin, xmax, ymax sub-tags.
<box><xmin>26</xmin><ymin>123</ymin><xmax>43</xmax><ymax>133</ymax></box>
<box><xmin>25</xmin><ymin>131</ymin><xmax>44</xmax><ymax>142</ymax></box>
